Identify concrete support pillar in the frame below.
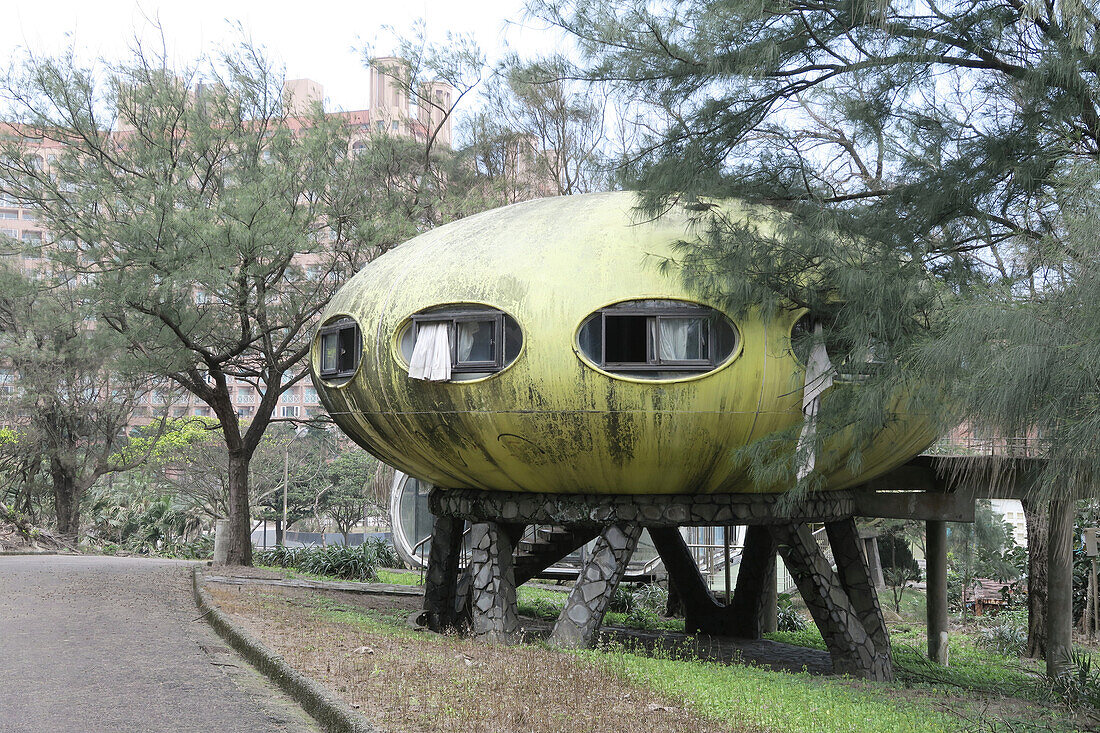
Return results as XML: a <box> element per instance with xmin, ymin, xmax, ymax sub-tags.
<box><xmin>649</xmin><ymin>526</ymin><xmax>726</xmax><ymax>635</ymax></box>
<box><xmin>1047</xmin><ymin>498</ymin><xmax>1075</xmax><ymax>677</ymax></box>
<box><xmin>421</xmin><ymin>513</ymin><xmax>464</xmax><ymax>631</ymax></box>
<box><xmin>728</xmin><ymin>525</ymin><xmax>778</xmax><ymax>638</ymax></box>
<box><xmin>862</xmin><ymin>535</ymin><xmax>886</xmax><ymax>590</ymax></box>
<box><xmin>468</xmin><ymin>522</ymin><xmax>519</xmax><ymax>644</ymax></box>
<box><xmin>550</xmin><ymin>523</ymin><xmax>641</xmax><ymax>649</ymax></box>
<box><xmin>926</xmin><ymin>519</ymin><xmax>949</xmax><ymax>665</ymax></box>
<box><xmin>650</xmin><ymin>524</ymin><xmax>778</xmax><ymax>638</ymax></box>
<box><xmin>772</xmin><ymin>522</ymin><xmax>892</xmax><ymax>681</ymax></box>
<box><xmin>761</xmin><ymin>560</ymin><xmax>778</xmax><ymax>634</ymax></box>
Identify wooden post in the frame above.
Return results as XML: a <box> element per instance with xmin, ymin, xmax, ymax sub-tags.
<box><xmin>1046</xmin><ymin>498</ymin><xmax>1075</xmax><ymax>678</ymax></box>
<box><xmin>1090</xmin><ymin>558</ymin><xmax>1098</xmax><ymax>641</ymax></box>
<box><xmin>926</xmin><ymin>519</ymin><xmax>949</xmax><ymax>665</ymax></box>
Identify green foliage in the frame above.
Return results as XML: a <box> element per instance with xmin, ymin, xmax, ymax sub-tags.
<box><xmin>878</xmin><ymin>532</ymin><xmax>920</xmax><ymax>579</ymax></box>
<box><xmin>531</xmin><ymin>0</ymin><xmax>1100</xmax><ymax>504</ymax></box>
<box><xmin>631</xmin><ymin>583</ymin><xmax>669</xmax><ymax>614</ymax></box>
<box><xmin>1044</xmin><ymin>651</ymin><xmax>1100</xmax><ymax>712</ymax></box>
<box><xmin>975</xmin><ymin>613</ymin><xmax>1028</xmax><ymax>657</ymax></box>
<box><xmin>254</xmin><ymin>539</ymin><xmax>399</xmax><ymax>581</ymax></box>
<box><xmin>85</xmin><ymin>482</ymin><xmax>206</xmax><ymax>555</ymax></box>
<box><xmin>460</xmin><ymin>53</ymin><xmax>608</xmax><ymax>199</ymax></box>
<box><xmin>607</xmin><ymin>584</ymin><xmax>635</xmax><ymax>613</ymax></box>
<box><xmin>947</xmin><ymin>501</ymin><xmax>1020</xmax><ymax>613</ymax></box>
<box><xmin>776</xmin><ymin>593</ymin><xmax>808</xmax><ymax>632</ymax></box>
<box><xmin>0</xmin><ymin>37</ymin><xmax>403</xmax><ymax>561</ymax></box>
<box><xmin>586</xmin><ymin>648</ymin><xmax>960</xmax><ymax>733</ymax></box>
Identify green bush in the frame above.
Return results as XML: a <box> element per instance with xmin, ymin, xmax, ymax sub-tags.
<box><xmin>776</xmin><ymin>593</ymin><xmax>808</xmax><ymax>632</ymax></box>
<box><xmin>609</xmin><ymin>584</ymin><xmax>636</xmax><ymax>613</ymax></box>
<box><xmin>632</xmin><ymin>583</ymin><xmax>669</xmax><ymax>614</ymax></box>
<box><xmin>255</xmin><ymin>538</ymin><xmax>398</xmax><ymax>581</ymax></box>
<box><xmin>974</xmin><ymin>610</ymin><xmax>1027</xmax><ymax>656</ymax></box>
<box><xmin>160</xmin><ymin>535</ymin><xmax>214</xmax><ymax>560</ymax></box>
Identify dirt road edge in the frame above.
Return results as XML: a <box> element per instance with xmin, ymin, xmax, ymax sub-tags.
<box><xmin>191</xmin><ymin>566</ymin><xmax>379</xmax><ymax>733</ymax></box>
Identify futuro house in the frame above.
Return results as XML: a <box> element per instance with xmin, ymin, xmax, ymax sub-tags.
<box><xmin>311</xmin><ymin>191</ymin><xmax>933</xmax><ymax>496</ymax></box>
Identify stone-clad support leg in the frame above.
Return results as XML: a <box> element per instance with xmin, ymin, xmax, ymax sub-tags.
<box><xmin>727</xmin><ymin>525</ymin><xmax>778</xmax><ymax>638</ymax></box>
<box><xmin>825</xmin><ymin>518</ymin><xmax>892</xmax><ymax>674</ymax></box>
<box><xmin>771</xmin><ymin>523</ymin><xmax>892</xmax><ymax>681</ymax></box>
<box><xmin>421</xmin><ymin>513</ymin><xmax>464</xmax><ymax>631</ymax></box>
<box><xmin>550</xmin><ymin>523</ymin><xmax>642</xmax><ymax>649</ymax></box>
<box><xmin>468</xmin><ymin>522</ymin><xmax>520</xmax><ymax>644</ymax></box>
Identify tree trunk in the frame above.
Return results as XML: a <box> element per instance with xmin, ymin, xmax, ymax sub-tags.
<box><xmin>274</xmin><ymin>518</ymin><xmax>284</xmax><ymax>547</ymax></box>
<box><xmin>50</xmin><ymin>459</ymin><xmax>81</xmax><ymax>543</ymax></box>
<box><xmin>225</xmin><ymin>452</ymin><xmax>253</xmax><ymax>566</ymax></box>
<box><xmin>1023</xmin><ymin>498</ymin><xmax>1048</xmax><ymax>659</ymax></box>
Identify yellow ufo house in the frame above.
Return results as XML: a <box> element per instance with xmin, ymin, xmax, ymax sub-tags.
<box><xmin>311</xmin><ymin>191</ymin><xmax>933</xmax><ymax>496</ymax></box>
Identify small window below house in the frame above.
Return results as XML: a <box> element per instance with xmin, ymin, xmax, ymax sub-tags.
<box><xmin>318</xmin><ymin>316</ymin><xmax>362</xmax><ymax>383</ymax></box>
<box><xmin>577</xmin><ymin>299</ymin><xmax>738</xmax><ymax>380</ymax></box>
<box><xmin>398</xmin><ymin>304</ymin><xmax>522</xmax><ymax>382</ymax></box>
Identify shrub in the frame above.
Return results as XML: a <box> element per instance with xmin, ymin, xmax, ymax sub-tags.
<box><xmin>160</xmin><ymin>535</ymin><xmax>214</xmax><ymax>560</ymax></box>
<box><xmin>255</xmin><ymin>538</ymin><xmax>399</xmax><ymax>581</ymax></box>
<box><xmin>777</xmin><ymin>593</ymin><xmax>808</xmax><ymax>632</ymax></box>
<box><xmin>632</xmin><ymin>583</ymin><xmax>669</xmax><ymax>614</ymax></box>
<box><xmin>975</xmin><ymin>610</ymin><xmax>1027</xmax><ymax>656</ymax></box>
<box><xmin>1048</xmin><ymin>651</ymin><xmax>1100</xmax><ymax>711</ymax></box>
<box><xmin>609</xmin><ymin>584</ymin><xmax>636</xmax><ymax>613</ymax></box>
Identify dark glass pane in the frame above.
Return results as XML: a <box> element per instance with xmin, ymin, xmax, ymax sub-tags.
<box><xmin>604</xmin><ymin>315</ymin><xmax>650</xmax><ymax>364</ymax></box>
<box><xmin>714</xmin><ymin>318</ymin><xmax>737</xmax><ymax>361</ymax></box>
<box><xmin>577</xmin><ymin>314</ymin><xmax>603</xmax><ymax>363</ymax></box>
<box><xmin>337</xmin><ymin>326</ymin><xmax>358</xmax><ymax>372</ymax></box>
<box><xmin>456</xmin><ymin>320</ymin><xmax>495</xmax><ymax>363</ymax></box>
<box><xmin>504</xmin><ymin>315</ymin><xmax>523</xmax><ymax>362</ymax></box>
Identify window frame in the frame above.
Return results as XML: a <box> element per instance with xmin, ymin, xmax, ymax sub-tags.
<box><xmin>410</xmin><ymin>309</ymin><xmax>506</xmax><ymax>374</ymax></box>
<box><xmin>589</xmin><ymin>302</ymin><xmax>721</xmax><ymax>372</ymax></box>
<box><xmin>318</xmin><ymin>317</ymin><xmax>362</xmax><ymax>380</ymax></box>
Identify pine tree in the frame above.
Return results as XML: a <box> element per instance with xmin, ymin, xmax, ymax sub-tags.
<box><xmin>533</xmin><ymin>0</ymin><xmax>1100</xmax><ymax>675</ymax></box>
<box><xmin>0</xmin><ymin>40</ymin><xmax>375</xmax><ymax>564</ymax></box>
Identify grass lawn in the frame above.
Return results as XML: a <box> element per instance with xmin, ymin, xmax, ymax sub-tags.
<box><xmin>202</xmin><ymin>574</ymin><xmax>1095</xmax><ymax>733</ymax></box>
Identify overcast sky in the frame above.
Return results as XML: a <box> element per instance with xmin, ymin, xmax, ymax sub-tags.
<box><xmin>2</xmin><ymin>0</ymin><xmax>559</xmax><ymax>112</ymax></box>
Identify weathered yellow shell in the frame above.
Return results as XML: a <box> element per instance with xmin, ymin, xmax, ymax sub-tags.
<box><xmin>312</xmin><ymin>192</ymin><xmax>933</xmax><ymax>494</ymax></box>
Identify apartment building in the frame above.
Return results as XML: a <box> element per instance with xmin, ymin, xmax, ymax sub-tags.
<box><xmin>2</xmin><ymin>63</ymin><xmax>454</xmax><ymax>428</ymax></box>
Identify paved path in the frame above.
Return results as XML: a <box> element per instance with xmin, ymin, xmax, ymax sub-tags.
<box><xmin>0</xmin><ymin>555</ymin><xmax>320</xmax><ymax>733</ymax></box>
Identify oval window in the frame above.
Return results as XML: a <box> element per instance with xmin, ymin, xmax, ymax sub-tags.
<box><xmin>576</xmin><ymin>299</ymin><xmax>738</xmax><ymax>380</ymax></box>
<box><xmin>398</xmin><ymin>304</ymin><xmax>523</xmax><ymax>382</ymax></box>
<box><xmin>317</xmin><ymin>316</ymin><xmax>361</xmax><ymax>384</ymax></box>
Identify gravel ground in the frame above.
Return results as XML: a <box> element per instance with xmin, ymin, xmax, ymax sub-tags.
<box><xmin>0</xmin><ymin>555</ymin><xmax>320</xmax><ymax>733</ymax></box>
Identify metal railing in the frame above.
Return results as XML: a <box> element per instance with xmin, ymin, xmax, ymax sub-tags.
<box><xmin>926</xmin><ymin>434</ymin><xmax>1045</xmax><ymax>458</ymax></box>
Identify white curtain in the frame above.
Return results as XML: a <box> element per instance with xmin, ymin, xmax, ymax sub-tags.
<box><xmin>659</xmin><ymin>317</ymin><xmax>698</xmax><ymax>361</ymax></box>
<box><xmin>457</xmin><ymin>321</ymin><xmax>477</xmax><ymax>362</ymax></box>
<box><xmin>408</xmin><ymin>322</ymin><xmax>451</xmax><ymax>381</ymax></box>
<box><xmin>796</xmin><ymin>322</ymin><xmax>835</xmax><ymax>479</ymax></box>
